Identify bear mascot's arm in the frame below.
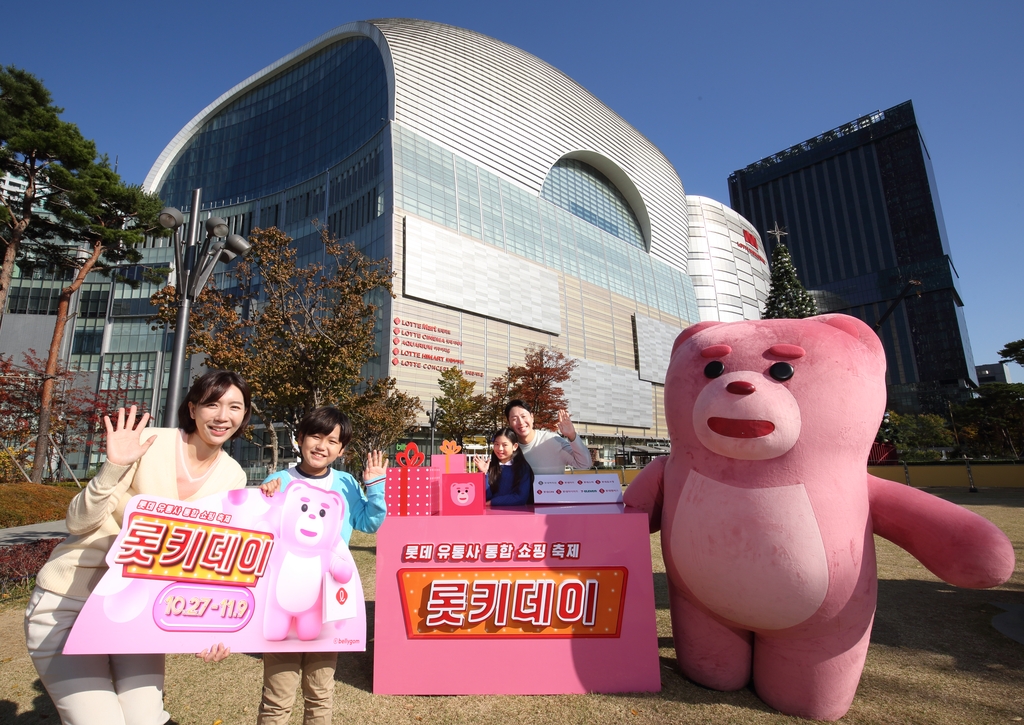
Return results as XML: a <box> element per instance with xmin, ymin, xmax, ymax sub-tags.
<box><xmin>868</xmin><ymin>475</ymin><xmax>1015</xmax><ymax>588</ymax></box>
<box><xmin>329</xmin><ymin>539</ymin><xmax>355</xmax><ymax>584</ymax></box>
<box><xmin>623</xmin><ymin>456</ymin><xmax>667</xmax><ymax>534</ymax></box>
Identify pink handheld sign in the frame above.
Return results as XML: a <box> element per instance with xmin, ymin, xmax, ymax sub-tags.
<box><xmin>63</xmin><ymin>486</ymin><xmax>366</xmax><ymax>655</ymax></box>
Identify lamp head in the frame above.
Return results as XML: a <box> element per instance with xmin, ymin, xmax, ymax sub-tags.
<box><xmin>158</xmin><ymin>207</ymin><xmax>184</xmax><ymax>230</ymax></box>
<box><xmin>225</xmin><ymin>234</ymin><xmax>251</xmax><ymax>257</ymax></box>
<box><xmin>205</xmin><ymin>216</ymin><xmax>229</xmax><ymax>238</ymax></box>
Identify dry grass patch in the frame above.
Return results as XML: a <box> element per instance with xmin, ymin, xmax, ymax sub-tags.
<box><xmin>0</xmin><ymin>487</ymin><xmax>1022</xmax><ymax>723</ymax></box>
<box><xmin>0</xmin><ymin>483</ymin><xmax>78</xmax><ymax>528</ymax></box>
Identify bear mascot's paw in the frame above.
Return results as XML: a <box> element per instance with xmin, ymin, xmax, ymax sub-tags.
<box><xmin>624</xmin><ymin>314</ymin><xmax>1014</xmax><ymax>721</ymax></box>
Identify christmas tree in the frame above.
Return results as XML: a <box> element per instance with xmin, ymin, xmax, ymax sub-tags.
<box><xmin>762</xmin><ymin>242</ymin><xmax>818</xmax><ymax>319</ymax></box>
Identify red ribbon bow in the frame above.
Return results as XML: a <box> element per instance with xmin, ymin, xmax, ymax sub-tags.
<box><xmin>396</xmin><ymin>441</ymin><xmax>424</xmax><ymax>468</ymax></box>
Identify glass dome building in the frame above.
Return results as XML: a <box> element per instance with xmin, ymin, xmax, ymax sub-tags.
<box><xmin>142</xmin><ymin>18</ymin><xmax>764</xmax><ymax>451</ymax></box>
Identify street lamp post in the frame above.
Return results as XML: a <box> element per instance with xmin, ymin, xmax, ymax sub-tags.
<box><xmin>158</xmin><ymin>189</ymin><xmax>251</xmax><ymax>426</ymax></box>
<box><xmin>428</xmin><ymin>397</ymin><xmax>444</xmax><ymax>457</ymax></box>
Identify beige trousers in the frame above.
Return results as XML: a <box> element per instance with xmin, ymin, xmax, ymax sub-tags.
<box><xmin>24</xmin><ymin>586</ymin><xmax>169</xmax><ymax>725</ymax></box>
<box><xmin>257</xmin><ymin>651</ymin><xmax>338</xmax><ymax>725</ymax></box>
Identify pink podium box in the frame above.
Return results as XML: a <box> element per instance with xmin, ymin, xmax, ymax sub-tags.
<box><xmin>373</xmin><ymin>505</ymin><xmax>660</xmax><ymax>694</ymax></box>
<box><xmin>385</xmin><ymin>467</ymin><xmax>441</xmax><ymax>516</ymax></box>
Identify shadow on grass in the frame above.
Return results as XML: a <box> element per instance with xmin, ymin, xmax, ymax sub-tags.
<box><xmin>651</xmin><ymin>655</ymin><xmax>774</xmax><ymax>714</ymax></box>
<box><xmin>921</xmin><ymin>487</ymin><xmax>1024</xmax><ymax>509</ymax></box>
<box><xmin>873</xmin><ymin>577</ymin><xmax>1024</xmax><ymax>672</ymax></box>
<box><xmin>0</xmin><ymin>679</ymin><xmax>56</xmax><ymax>723</ymax></box>
<box><xmin>653</xmin><ymin>571</ymin><xmax>670</xmax><ymax>610</ymax></box>
<box><xmin>334</xmin><ymin>600</ymin><xmax>375</xmax><ymax>692</ymax></box>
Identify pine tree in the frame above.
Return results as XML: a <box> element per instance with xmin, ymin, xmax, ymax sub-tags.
<box><xmin>762</xmin><ymin>243</ymin><xmax>818</xmax><ymax>319</ymax></box>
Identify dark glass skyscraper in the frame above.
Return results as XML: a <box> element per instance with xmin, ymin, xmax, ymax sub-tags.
<box><xmin>728</xmin><ymin>100</ymin><xmax>975</xmax><ymax>414</ymax></box>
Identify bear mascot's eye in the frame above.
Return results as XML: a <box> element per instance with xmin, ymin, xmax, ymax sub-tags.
<box><xmin>769</xmin><ymin>362</ymin><xmax>795</xmax><ymax>381</ymax></box>
<box><xmin>704</xmin><ymin>361</ymin><xmax>725</xmax><ymax>379</ymax></box>
<box><xmin>300</xmin><ymin>503</ymin><xmax>308</xmax><ymax>512</ymax></box>
<box><xmin>319</xmin><ymin>509</ymin><xmax>326</xmax><ymax>517</ymax></box>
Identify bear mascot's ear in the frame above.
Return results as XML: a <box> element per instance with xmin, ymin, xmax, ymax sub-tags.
<box><xmin>671</xmin><ymin>321</ymin><xmax>721</xmax><ymax>358</ymax></box>
<box><xmin>813</xmin><ymin>314</ymin><xmax>885</xmax><ymax>361</ymax></box>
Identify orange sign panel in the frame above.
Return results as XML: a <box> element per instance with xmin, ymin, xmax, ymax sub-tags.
<box><xmin>398</xmin><ymin>567</ymin><xmax>627</xmax><ymax>638</ymax></box>
<box><xmin>114</xmin><ymin>512</ymin><xmax>274</xmax><ymax>587</ymax></box>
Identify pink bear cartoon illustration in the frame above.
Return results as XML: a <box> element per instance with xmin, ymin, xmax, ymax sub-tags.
<box><xmin>440</xmin><ymin>473</ymin><xmax>485</xmax><ymax>515</ymax></box>
<box><xmin>624</xmin><ymin>314</ymin><xmax>1014</xmax><ymax>720</ymax></box>
<box><xmin>450</xmin><ymin>481</ymin><xmax>475</xmax><ymax>506</ymax></box>
<box><xmin>262</xmin><ymin>481</ymin><xmax>354</xmax><ymax>641</ymax></box>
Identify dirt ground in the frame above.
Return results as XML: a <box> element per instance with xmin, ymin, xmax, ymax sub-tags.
<box><xmin>1</xmin><ymin>487</ymin><xmax>1022</xmax><ymax>724</ymax></box>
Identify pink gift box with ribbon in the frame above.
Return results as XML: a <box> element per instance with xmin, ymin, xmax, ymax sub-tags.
<box><xmin>432</xmin><ymin>454</ymin><xmax>467</xmax><ymax>474</ymax></box>
<box><xmin>385</xmin><ymin>442</ymin><xmax>440</xmax><ymax>516</ymax></box>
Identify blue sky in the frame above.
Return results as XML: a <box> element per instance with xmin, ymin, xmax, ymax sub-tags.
<box><xmin>5</xmin><ymin>0</ymin><xmax>1023</xmax><ymax>379</ymax></box>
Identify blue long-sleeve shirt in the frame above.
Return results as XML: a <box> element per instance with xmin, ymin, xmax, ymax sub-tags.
<box><xmin>487</xmin><ymin>464</ymin><xmax>533</xmax><ymax>507</ymax></box>
<box><xmin>263</xmin><ymin>466</ymin><xmax>386</xmax><ymax>544</ymax></box>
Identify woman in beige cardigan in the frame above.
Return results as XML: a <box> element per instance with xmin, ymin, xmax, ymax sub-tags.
<box><xmin>25</xmin><ymin>370</ymin><xmax>253</xmax><ymax>725</ymax></box>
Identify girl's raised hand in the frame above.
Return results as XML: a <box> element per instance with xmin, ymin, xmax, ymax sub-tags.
<box><xmin>473</xmin><ymin>454</ymin><xmax>490</xmax><ymax>473</ymax></box>
<box><xmin>104</xmin><ymin>405</ymin><xmax>157</xmax><ymax>466</ymax></box>
<box><xmin>362</xmin><ymin>450</ymin><xmax>388</xmax><ymax>482</ymax></box>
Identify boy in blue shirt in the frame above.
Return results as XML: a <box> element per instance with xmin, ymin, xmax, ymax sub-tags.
<box><xmin>256</xmin><ymin>406</ymin><xmax>387</xmax><ymax>725</ymax></box>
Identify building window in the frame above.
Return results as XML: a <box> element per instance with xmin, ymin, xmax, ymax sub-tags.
<box><xmin>541</xmin><ymin>158</ymin><xmax>644</xmax><ymax>249</ymax></box>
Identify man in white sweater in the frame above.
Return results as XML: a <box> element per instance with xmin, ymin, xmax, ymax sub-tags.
<box><xmin>504</xmin><ymin>399</ymin><xmax>592</xmax><ymax>475</ymax></box>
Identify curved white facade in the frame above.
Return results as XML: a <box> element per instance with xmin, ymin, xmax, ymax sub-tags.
<box><xmin>686</xmin><ymin>196</ymin><xmax>770</xmax><ymax>322</ymax></box>
<box><xmin>373</xmin><ymin>19</ymin><xmax>688</xmax><ymax>272</ymax></box>
<box><xmin>137</xmin><ymin>18</ymin><xmax>770</xmax><ymax>452</ymax></box>
<box><xmin>145</xmin><ymin>18</ymin><xmax>689</xmax><ymax>274</ymax></box>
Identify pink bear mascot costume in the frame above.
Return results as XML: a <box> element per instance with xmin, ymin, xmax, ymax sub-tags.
<box><xmin>624</xmin><ymin>314</ymin><xmax>1014</xmax><ymax>720</ymax></box>
<box><xmin>262</xmin><ymin>481</ymin><xmax>354</xmax><ymax>641</ymax></box>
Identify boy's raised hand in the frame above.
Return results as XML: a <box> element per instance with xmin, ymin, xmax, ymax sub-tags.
<box><xmin>362</xmin><ymin>450</ymin><xmax>388</xmax><ymax>483</ymax></box>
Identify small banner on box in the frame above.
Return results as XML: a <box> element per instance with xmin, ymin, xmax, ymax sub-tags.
<box><xmin>62</xmin><ymin>486</ymin><xmax>366</xmax><ymax>655</ymax></box>
<box><xmin>533</xmin><ymin>474</ymin><xmax>624</xmax><ymax>504</ymax></box>
<box><xmin>398</xmin><ymin>567</ymin><xmax>627</xmax><ymax>638</ymax></box>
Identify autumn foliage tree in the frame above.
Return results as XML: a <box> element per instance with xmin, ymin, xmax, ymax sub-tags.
<box><xmin>435</xmin><ymin>366</ymin><xmax>485</xmax><ymax>446</ymax></box>
<box><xmin>347</xmin><ymin>377</ymin><xmax>421</xmax><ymax>473</ymax></box>
<box><xmin>507</xmin><ymin>345</ymin><xmax>576</xmax><ymax>430</ymax></box>
<box><xmin>952</xmin><ymin>383</ymin><xmax>1024</xmax><ymax>459</ymax></box>
<box><xmin>475</xmin><ymin>370</ymin><xmax>518</xmax><ymax>435</ymax></box>
<box><xmin>0</xmin><ymin>352</ymin><xmax>144</xmax><ymax>481</ymax></box>
<box><xmin>151</xmin><ymin>225</ymin><xmax>413</xmax><ymax>473</ymax></box>
<box><xmin>475</xmin><ymin>345</ymin><xmax>577</xmax><ymax>434</ymax></box>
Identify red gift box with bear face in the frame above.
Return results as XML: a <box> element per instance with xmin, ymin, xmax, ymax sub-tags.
<box><xmin>439</xmin><ymin>473</ymin><xmax>485</xmax><ymax>516</ymax></box>
<box><xmin>385</xmin><ymin>442</ymin><xmax>440</xmax><ymax>516</ymax></box>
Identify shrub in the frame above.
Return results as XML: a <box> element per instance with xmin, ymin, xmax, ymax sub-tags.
<box><xmin>0</xmin><ymin>483</ymin><xmax>78</xmax><ymax>527</ymax></box>
<box><xmin>0</xmin><ymin>537</ymin><xmax>64</xmax><ymax>584</ymax></box>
